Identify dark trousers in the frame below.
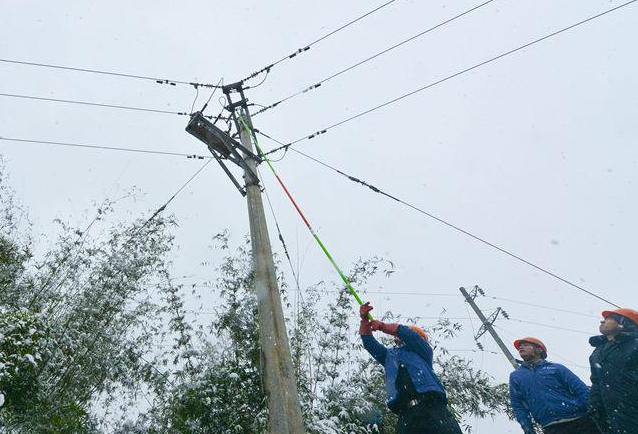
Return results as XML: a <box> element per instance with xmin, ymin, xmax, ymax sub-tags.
<box><xmin>543</xmin><ymin>416</ymin><xmax>602</xmax><ymax>434</ymax></box>
<box><xmin>396</xmin><ymin>394</ymin><xmax>463</xmax><ymax>434</ymax></box>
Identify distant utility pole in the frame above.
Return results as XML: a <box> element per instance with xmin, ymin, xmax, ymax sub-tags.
<box><xmin>460</xmin><ymin>286</ymin><xmax>519</xmax><ymax>369</ymax></box>
<box><xmin>185</xmin><ymin>82</ymin><xmax>305</xmax><ymax>433</ymax></box>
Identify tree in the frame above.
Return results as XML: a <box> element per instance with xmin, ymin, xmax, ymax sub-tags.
<box><xmin>0</xmin><ymin>161</ymin><xmax>184</xmax><ymax>433</ymax></box>
<box><xmin>0</xmin><ymin>160</ymin><xmax>512</xmax><ymax>432</ymax></box>
<box><xmin>138</xmin><ymin>237</ymin><xmax>511</xmax><ymax>433</ymax></box>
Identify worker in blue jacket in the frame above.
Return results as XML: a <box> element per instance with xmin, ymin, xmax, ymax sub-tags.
<box><xmin>509</xmin><ymin>337</ymin><xmax>600</xmax><ymax>434</ymax></box>
<box><xmin>359</xmin><ymin>302</ymin><xmax>462</xmax><ymax>434</ymax></box>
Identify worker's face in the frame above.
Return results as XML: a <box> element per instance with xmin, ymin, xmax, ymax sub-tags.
<box><xmin>517</xmin><ymin>342</ymin><xmax>541</xmax><ymax>361</ymax></box>
<box><xmin>599</xmin><ymin>316</ymin><xmax>621</xmax><ymax>336</ymax></box>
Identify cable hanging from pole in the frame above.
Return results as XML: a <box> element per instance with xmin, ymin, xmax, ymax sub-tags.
<box><xmin>252</xmin><ymin>0</ymin><xmax>495</xmax><ymax>117</ymax></box>
<box><xmin>0</xmin><ymin>58</ymin><xmax>221</xmax><ymax>89</ymax></box>
<box><xmin>240</xmin><ymin>0</ymin><xmax>399</xmax><ymax>83</ymax></box>
<box><xmin>263</xmin><ymin>0</ymin><xmax>638</xmax><ymax>156</ymax></box>
<box><xmin>40</xmin><ymin>157</ymin><xmax>212</xmax><ymax>405</ymax></box>
<box><xmin>255</xmin><ymin>129</ymin><xmax>621</xmax><ymax>308</ymax></box>
<box><xmin>258</xmin><ymin>167</ymin><xmax>305</xmax><ymax>322</ymax></box>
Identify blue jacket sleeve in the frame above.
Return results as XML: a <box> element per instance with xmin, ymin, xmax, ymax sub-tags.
<box><xmin>509</xmin><ymin>372</ymin><xmax>534</xmax><ymax>431</ymax></box>
<box><xmin>557</xmin><ymin>364</ymin><xmax>589</xmax><ymax>407</ymax></box>
<box><xmin>361</xmin><ymin>334</ymin><xmax>387</xmax><ymax>365</ymax></box>
<box><xmin>397</xmin><ymin>325</ymin><xmax>432</xmax><ymax>365</ymax></box>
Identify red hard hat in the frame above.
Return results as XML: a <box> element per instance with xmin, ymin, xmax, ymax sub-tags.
<box><xmin>409</xmin><ymin>325</ymin><xmax>428</xmax><ymax>341</ymax></box>
<box><xmin>602</xmin><ymin>308</ymin><xmax>638</xmax><ymax>327</ymax></box>
<box><xmin>514</xmin><ymin>337</ymin><xmax>547</xmax><ymax>355</ymax></box>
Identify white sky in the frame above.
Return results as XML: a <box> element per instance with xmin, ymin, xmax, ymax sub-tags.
<box><xmin>1</xmin><ymin>0</ymin><xmax>637</xmax><ymax>432</ymax></box>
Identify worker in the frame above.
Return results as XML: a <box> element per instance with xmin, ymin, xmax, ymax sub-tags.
<box><xmin>509</xmin><ymin>337</ymin><xmax>600</xmax><ymax>434</ymax></box>
<box><xmin>588</xmin><ymin>308</ymin><xmax>638</xmax><ymax>434</ymax></box>
<box><xmin>358</xmin><ymin>302</ymin><xmax>462</xmax><ymax>434</ymax></box>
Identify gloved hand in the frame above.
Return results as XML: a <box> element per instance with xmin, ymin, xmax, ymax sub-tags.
<box><xmin>370</xmin><ymin>320</ymin><xmax>399</xmax><ymax>336</ymax></box>
<box><xmin>359</xmin><ymin>319</ymin><xmax>373</xmax><ymax>336</ymax></box>
<box><xmin>360</xmin><ymin>302</ymin><xmax>373</xmax><ymax>320</ymax></box>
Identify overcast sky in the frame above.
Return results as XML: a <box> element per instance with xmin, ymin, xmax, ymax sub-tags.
<box><xmin>1</xmin><ymin>0</ymin><xmax>637</xmax><ymax>431</ymax></box>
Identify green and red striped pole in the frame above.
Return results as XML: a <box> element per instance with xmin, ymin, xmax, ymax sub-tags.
<box><xmin>239</xmin><ymin>116</ymin><xmax>369</xmax><ymax>316</ymax></box>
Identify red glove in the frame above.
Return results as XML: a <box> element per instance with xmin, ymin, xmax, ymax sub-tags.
<box><xmin>359</xmin><ymin>319</ymin><xmax>373</xmax><ymax>336</ymax></box>
<box><xmin>360</xmin><ymin>302</ymin><xmax>373</xmax><ymax>320</ymax></box>
<box><xmin>370</xmin><ymin>320</ymin><xmax>399</xmax><ymax>336</ymax></box>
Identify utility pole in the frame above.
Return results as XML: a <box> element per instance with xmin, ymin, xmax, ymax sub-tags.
<box><xmin>227</xmin><ymin>83</ymin><xmax>305</xmax><ymax>433</ymax></box>
<box><xmin>185</xmin><ymin>81</ymin><xmax>304</xmax><ymax>432</ymax></box>
<box><xmin>460</xmin><ymin>286</ymin><xmax>519</xmax><ymax>369</ymax></box>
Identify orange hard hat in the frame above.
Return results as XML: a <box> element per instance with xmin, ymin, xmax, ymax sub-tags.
<box><xmin>602</xmin><ymin>308</ymin><xmax>638</xmax><ymax>327</ymax></box>
<box><xmin>409</xmin><ymin>325</ymin><xmax>428</xmax><ymax>341</ymax></box>
<box><xmin>514</xmin><ymin>337</ymin><xmax>547</xmax><ymax>356</ymax></box>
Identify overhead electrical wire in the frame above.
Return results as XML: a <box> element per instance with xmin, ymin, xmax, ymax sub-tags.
<box><xmin>241</xmin><ymin>0</ymin><xmax>399</xmax><ymax>83</ymax></box>
<box><xmin>198</xmin><ymin>78</ymin><xmax>224</xmax><ymax>114</ymax></box>
<box><xmin>263</xmin><ymin>0</ymin><xmax>638</xmax><ymax>155</ymax></box>
<box><xmin>0</xmin><ymin>137</ymin><xmax>212</xmax><ymax>160</ymax></box>
<box><xmin>28</xmin><ymin>198</ymin><xmax>116</xmax><ymax>309</ymax></box>
<box><xmin>486</xmin><ymin>295</ymin><xmax>600</xmax><ymax>318</ymax></box>
<box><xmin>508</xmin><ymin>318</ymin><xmax>592</xmax><ymax>336</ymax></box>
<box><xmin>252</xmin><ymin>0</ymin><xmax>495</xmax><ymax>116</ymax></box>
<box><xmin>0</xmin><ymin>91</ymin><xmax>216</xmax><ymax>118</ymax></box>
<box><xmin>43</xmin><ymin>158</ymin><xmax>212</xmax><ymax>403</ymax></box>
<box><xmin>255</xmin><ymin>130</ymin><xmax>621</xmax><ymax>308</ymax></box>
<box><xmin>395</xmin><ymin>314</ymin><xmax>593</xmax><ymax>335</ymax></box>
<box><xmin>0</xmin><ymin>58</ymin><xmax>220</xmax><ymax>89</ymax></box>
<box><xmin>259</xmin><ymin>167</ymin><xmax>306</xmax><ymax>326</ymax></box>
<box><xmin>259</xmin><ymin>168</ymin><xmax>304</xmax><ymax>292</ymax></box>
<box><xmin>137</xmin><ymin>158</ymin><xmax>213</xmax><ymax>228</ymax></box>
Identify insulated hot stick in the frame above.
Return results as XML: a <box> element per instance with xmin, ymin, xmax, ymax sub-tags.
<box><xmin>238</xmin><ymin>116</ymin><xmax>371</xmax><ymax>318</ymax></box>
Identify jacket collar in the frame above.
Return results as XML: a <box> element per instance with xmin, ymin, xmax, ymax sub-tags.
<box><xmin>589</xmin><ymin>335</ymin><xmax>607</xmax><ymax>347</ymax></box>
<box><xmin>520</xmin><ymin>359</ymin><xmax>548</xmax><ymax>370</ymax></box>
<box><xmin>590</xmin><ymin>331</ymin><xmax>638</xmax><ymax>347</ymax></box>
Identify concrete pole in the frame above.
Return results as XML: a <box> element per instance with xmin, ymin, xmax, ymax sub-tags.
<box><xmin>459</xmin><ymin>287</ymin><xmax>519</xmax><ymax>369</ymax></box>
<box><xmin>239</xmin><ymin>110</ymin><xmax>305</xmax><ymax>434</ymax></box>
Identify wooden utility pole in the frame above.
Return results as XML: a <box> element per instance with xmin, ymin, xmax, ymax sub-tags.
<box><xmin>235</xmin><ymin>94</ymin><xmax>305</xmax><ymax>433</ymax></box>
<box><xmin>460</xmin><ymin>286</ymin><xmax>519</xmax><ymax>369</ymax></box>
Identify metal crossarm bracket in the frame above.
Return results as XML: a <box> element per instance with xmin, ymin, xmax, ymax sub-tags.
<box><xmin>474</xmin><ymin>307</ymin><xmax>502</xmax><ymax>341</ymax></box>
<box><xmin>185</xmin><ymin>112</ymin><xmax>260</xmax><ymax>196</ymax></box>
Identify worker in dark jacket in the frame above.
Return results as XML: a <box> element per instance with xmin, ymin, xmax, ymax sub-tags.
<box><xmin>509</xmin><ymin>337</ymin><xmax>600</xmax><ymax>434</ymax></box>
<box><xmin>358</xmin><ymin>302</ymin><xmax>462</xmax><ymax>434</ymax></box>
<box><xmin>588</xmin><ymin>308</ymin><xmax>638</xmax><ymax>434</ymax></box>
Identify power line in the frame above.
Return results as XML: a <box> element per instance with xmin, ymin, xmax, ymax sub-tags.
<box><xmin>44</xmin><ymin>159</ymin><xmax>213</xmax><ymax>323</ymax></box>
<box><xmin>0</xmin><ymin>58</ymin><xmax>220</xmax><ymax>89</ymax></box>
<box><xmin>507</xmin><ymin>318</ymin><xmax>592</xmax><ymax>336</ymax></box>
<box><xmin>178</xmin><ymin>306</ymin><xmax>593</xmax><ymax>335</ymax></box>
<box><xmin>0</xmin><ymin>92</ymin><xmax>207</xmax><ymax>118</ymax></box>
<box><xmin>241</xmin><ymin>0</ymin><xmax>399</xmax><ymax>82</ymax></box>
<box><xmin>264</xmin><ymin>0</ymin><xmax>638</xmax><ymax>155</ymax></box>
<box><xmin>138</xmin><ymin>158</ymin><xmax>213</xmax><ymax>229</ymax></box>
<box><xmin>256</xmin><ymin>130</ymin><xmax>620</xmax><ymax>308</ymax></box>
<box><xmin>0</xmin><ymin>137</ymin><xmax>212</xmax><ymax>160</ymax></box>
<box><xmin>37</xmin><ymin>160</ymin><xmax>212</xmax><ymax>404</ymax></box>
<box><xmin>145</xmin><ymin>283</ymin><xmax>460</xmax><ymax>298</ymax></box>
<box><xmin>253</xmin><ymin>0</ymin><xmax>495</xmax><ymax>116</ymax></box>
<box><xmin>486</xmin><ymin>295</ymin><xmax>599</xmax><ymax>319</ymax></box>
